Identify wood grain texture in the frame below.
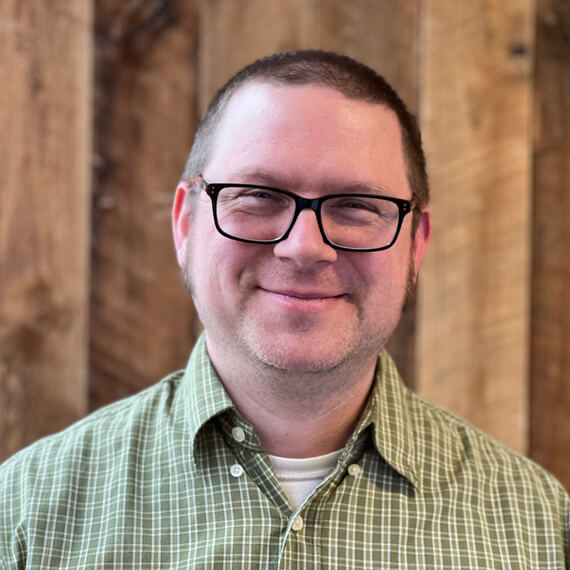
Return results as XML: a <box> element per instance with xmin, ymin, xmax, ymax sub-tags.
<box><xmin>90</xmin><ymin>0</ymin><xmax>199</xmax><ymax>410</ymax></box>
<box><xmin>3</xmin><ymin>1</ymin><xmax>568</xmax><ymax>489</ymax></box>
<box><xmin>315</xmin><ymin>0</ymin><xmax>421</xmax><ymax>388</ymax></box>
<box><xmin>198</xmin><ymin>0</ymin><xmax>421</xmax><ymax>387</ymax></box>
<box><xmin>0</xmin><ymin>0</ymin><xmax>91</xmax><ymax>460</ymax></box>
<box><xmin>418</xmin><ymin>0</ymin><xmax>534</xmax><ymax>453</ymax></box>
<box><xmin>530</xmin><ymin>0</ymin><xmax>570</xmax><ymax>490</ymax></box>
<box><xmin>315</xmin><ymin>0</ymin><xmax>420</xmax><ymax>111</ymax></box>
<box><xmin>198</xmin><ymin>0</ymin><xmax>313</xmax><ymax>112</ymax></box>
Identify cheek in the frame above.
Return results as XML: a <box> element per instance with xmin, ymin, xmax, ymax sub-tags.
<box><xmin>183</xmin><ymin>220</ymin><xmax>220</xmax><ymax>309</ymax></box>
<box><xmin>186</xmin><ymin>234</ymin><xmax>249</xmax><ymax>306</ymax></box>
<box><xmin>362</xmin><ymin>247</ymin><xmax>406</xmax><ymax>282</ymax></box>
<box><xmin>355</xmin><ymin>248</ymin><xmax>410</xmax><ymax>305</ymax></box>
<box><xmin>184</xmin><ymin>248</ymin><xmax>223</xmax><ymax>327</ymax></box>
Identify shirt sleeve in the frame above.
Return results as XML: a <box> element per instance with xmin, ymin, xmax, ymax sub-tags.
<box><xmin>564</xmin><ymin>488</ymin><xmax>570</xmax><ymax>570</ymax></box>
<box><xmin>0</xmin><ymin>452</ymin><xmax>30</xmax><ymax>568</ymax></box>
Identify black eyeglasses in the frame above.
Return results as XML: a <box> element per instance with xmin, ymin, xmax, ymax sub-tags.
<box><xmin>197</xmin><ymin>176</ymin><xmax>412</xmax><ymax>252</ymax></box>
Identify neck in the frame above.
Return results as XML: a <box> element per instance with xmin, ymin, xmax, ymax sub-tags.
<box><xmin>208</xmin><ymin>344</ymin><xmax>377</xmax><ymax>458</ymax></box>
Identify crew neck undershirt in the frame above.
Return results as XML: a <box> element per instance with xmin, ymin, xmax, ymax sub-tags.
<box><xmin>268</xmin><ymin>449</ymin><xmax>343</xmax><ymax>509</ymax></box>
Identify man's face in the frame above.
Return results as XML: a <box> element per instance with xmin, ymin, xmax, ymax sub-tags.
<box><xmin>173</xmin><ymin>82</ymin><xmax>430</xmax><ymax>375</ymax></box>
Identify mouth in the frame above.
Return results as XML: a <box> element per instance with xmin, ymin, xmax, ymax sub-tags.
<box><xmin>258</xmin><ymin>288</ymin><xmax>348</xmax><ymax>316</ymax></box>
<box><xmin>260</xmin><ymin>288</ymin><xmax>345</xmax><ymax>301</ymax></box>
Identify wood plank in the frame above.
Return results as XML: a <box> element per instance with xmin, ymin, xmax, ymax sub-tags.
<box><xmin>418</xmin><ymin>0</ymin><xmax>534</xmax><ymax>453</ymax></box>
<box><xmin>315</xmin><ymin>0</ymin><xmax>420</xmax><ymax>113</ymax></box>
<box><xmin>198</xmin><ymin>0</ymin><xmax>312</xmax><ymax>113</ymax></box>
<box><xmin>90</xmin><ymin>1</ymin><xmax>199</xmax><ymax>410</ymax></box>
<box><xmin>199</xmin><ymin>0</ymin><xmax>421</xmax><ymax>387</ymax></box>
<box><xmin>316</xmin><ymin>0</ymin><xmax>421</xmax><ymax>388</ymax></box>
<box><xmin>0</xmin><ymin>0</ymin><xmax>91</xmax><ymax>460</ymax></box>
<box><xmin>530</xmin><ymin>0</ymin><xmax>570</xmax><ymax>491</ymax></box>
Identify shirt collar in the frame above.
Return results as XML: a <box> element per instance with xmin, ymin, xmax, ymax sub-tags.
<box><xmin>361</xmin><ymin>350</ymin><xmax>471</xmax><ymax>493</ymax></box>
<box><xmin>182</xmin><ymin>336</ymin><xmax>466</xmax><ymax>490</ymax></box>
<box><xmin>354</xmin><ymin>350</ymin><xmax>421</xmax><ymax>489</ymax></box>
<box><xmin>182</xmin><ymin>335</ymin><xmax>235</xmax><ymax>464</ymax></box>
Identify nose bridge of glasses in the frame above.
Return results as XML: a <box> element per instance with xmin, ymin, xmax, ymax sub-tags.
<box><xmin>293</xmin><ymin>195</ymin><xmax>322</xmax><ymax>215</ymax></box>
<box><xmin>275</xmin><ymin>201</ymin><xmax>338</xmax><ymax>262</ymax></box>
<box><xmin>289</xmin><ymin>195</ymin><xmax>326</xmax><ymax>232</ymax></box>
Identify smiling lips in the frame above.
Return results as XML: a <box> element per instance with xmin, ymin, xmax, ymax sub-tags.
<box><xmin>260</xmin><ymin>287</ymin><xmax>346</xmax><ymax>305</ymax></box>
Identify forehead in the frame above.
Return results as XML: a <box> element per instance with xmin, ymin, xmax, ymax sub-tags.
<box><xmin>205</xmin><ymin>81</ymin><xmax>409</xmax><ymax>194</ymax></box>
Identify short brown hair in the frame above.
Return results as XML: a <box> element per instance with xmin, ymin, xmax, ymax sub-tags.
<box><xmin>182</xmin><ymin>50</ymin><xmax>429</xmax><ymax>219</ymax></box>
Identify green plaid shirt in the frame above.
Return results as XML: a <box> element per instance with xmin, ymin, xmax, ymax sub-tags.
<box><xmin>1</xmin><ymin>335</ymin><xmax>568</xmax><ymax>568</ymax></box>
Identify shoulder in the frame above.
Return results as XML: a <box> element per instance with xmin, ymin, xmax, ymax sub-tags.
<box><xmin>0</xmin><ymin>369</ymin><xmax>186</xmax><ymax>504</ymax></box>
<box><xmin>0</xmin><ymin>370</ymin><xmax>190</xmax><ymax>566</ymax></box>
<box><xmin>407</xmin><ymin>388</ymin><xmax>569</xmax><ymax>508</ymax></box>
<box><xmin>375</xmin><ymin>350</ymin><xmax>567</xmax><ymax>507</ymax></box>
<box><xmin>413</xmin><ymin>394</ymin><xmax>570</xmax><ymax>561</ymax></box>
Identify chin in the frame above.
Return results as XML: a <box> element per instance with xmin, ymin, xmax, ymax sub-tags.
<box><xmin>245</xmin><ymin>334</ymin><xmax>359</xmax><ymax>375</ymax></box>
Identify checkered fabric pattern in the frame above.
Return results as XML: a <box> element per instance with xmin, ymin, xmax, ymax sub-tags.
<box><xmin>1</xmin><ymin>335</ymin><xmax>568</xmax><ymax>568</ymax></box>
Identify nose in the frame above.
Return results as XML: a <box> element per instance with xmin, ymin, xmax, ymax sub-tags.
<box><xmin>272</xmin><ymin>209</ymin><xmax>338</xmax><ymax>266</ymax></box>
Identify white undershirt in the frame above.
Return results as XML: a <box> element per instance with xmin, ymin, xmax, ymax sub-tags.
<box><xmin>268</xmin><ymin>449</ymin><xmax>343</xmax><ymax>509</ymax></box>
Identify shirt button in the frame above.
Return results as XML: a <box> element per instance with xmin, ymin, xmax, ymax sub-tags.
<box><xmin>230</xmin><ymin>464</ymin><xmax>244</xmax><ymax>478</ymax></box>
<box><xmin>291</xmin><ymin>515</ymin><xmax>304</xmax><ymax>532</ymax></box>
<box><xmin>348</xmin><ymin>463</ymin><xmax>362</xmax><ymax>477</ymax></box>
<box><xmin>232</xmin><ymin>427</ymin><xmax>246</xmax><ymax>443</ymax></box>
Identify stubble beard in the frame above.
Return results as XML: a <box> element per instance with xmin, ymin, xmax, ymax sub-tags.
<box><xmin>242</xmin><ymin>312</ymin><xmax>363</xmax><ymax>376</ymax></box>
<box><xmin>237</xmin><ymin>257</ymin><xmax>417</xmax><ymax>376</ymax></box>
<box><xmin>182</xmin><ymin>255</ymin><xmax>360</xmax><ymax>375</ymax></box>
<box><xmin>403</xmin><ymin>256</ymin><xmax>418</xmax><ymax>313</ymax></box>
<box><xmin>181</xmin><ymin>257</ymin><xmax>415</xmax><ymax>386</ymax></box>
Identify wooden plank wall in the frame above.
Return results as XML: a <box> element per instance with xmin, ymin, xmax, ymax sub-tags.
<box><xmin>90</xmin><ymin>1</ymin><xmax>198</xmax><ymax>410</ymax></box>
<box><xmin>530</xmin><ymin>0</ymin><xmax>570</xmax><ymax>488</ymax></box>
<box><xmin>1</xmin><ymin>0</ymin><xmax>568</xmax><ymax>491</ymax></box>
<box><xmin>0</xmin><ymin>0</ymin><xmax>91</xmax><ymax>459</ymax></box>
<box><xmin>418</xmin><ymin>0</ymin><xmax>534</xmax><ymax>454</ymax></box>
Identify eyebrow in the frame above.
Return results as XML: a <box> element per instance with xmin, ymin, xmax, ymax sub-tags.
<box><xmin>230</xmin><ymin>169</ymin><xmax>300</xmax><ymax>189</ymax></box>
<box><xmin>227</xmin><ymin>169</ymin><xmax>395</xmax><ymax>197</ymax></box>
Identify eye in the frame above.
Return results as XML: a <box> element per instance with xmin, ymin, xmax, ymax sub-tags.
<box><xmin>241</xmin><ymin>190</ymin><xmax>278</xmax><ymax>200</ymax></box>
<box><xmin>323</xmin><ymin>196</ymin><xmax>400</xmax><ymax>225</ymax></box>
<box><xmin>339</xmin><ymin>199</ymin><xmax>378</xmax><ymax>212</ymax></box>
<box><xmin>217</xmin><ymin>186</ymin><xmax>292</xmax><ymax>216</ymax></box>
<box><xmin>329</xmin><ymin>197</ymin><xmax>384</xmax><ymax>215</ymax></box>
<box><xmin>234</xmin><ymin>188</ymin><xmax>290</xmax><ymax>207</ymax></box>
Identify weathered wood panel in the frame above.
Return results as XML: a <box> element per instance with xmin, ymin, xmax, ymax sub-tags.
<box><xmin>199</xmin><ymin>0</ymin><xmax>421</xmax><ymax>386</ymax></box>
<box><xmin>2</xmin><ymin>1</ymin><xmax>569</xmax><ymax>491</ymax></box>
<box><xmin>90</xmin><ymin>1</ymin><xmax>199</xmax><ymax>410</ymax></box>
<box><xmin>315</xmin><ymin>0</ymin><xmax>421</xmax><ymax>388</ymax></box>
<box><xmin>530</xmin><ymin>0</ymin><xmax>570</xmax><ymax>490</ymax></box>
<box><xmin>0</xmin><ymin>0</ymin><xmax>92</xmax><ymax>461</ymax></box>
<box><xmin>316</xmin><ymin>0</ymin><xmax>419</xmax><ymax>113</ymax></box>
<box><xmin>418</xmin><ymin>0</ymin><xmax>534</xmax><ymax>453</ymax></box>
<box><xmin>198</xmin><ymin>0</ymin><xmax>312</xmax><ymax>114</ymax></box>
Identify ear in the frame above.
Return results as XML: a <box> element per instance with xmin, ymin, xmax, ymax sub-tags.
<box><xmin>172</xmin><ymin>181</ymin><xmax>191</xmax><ymax>267</ymax></box>
<box><xmin>411</xmin><ymin>207</ymin><xmax>431</xmax><ymax>278</ymax></box>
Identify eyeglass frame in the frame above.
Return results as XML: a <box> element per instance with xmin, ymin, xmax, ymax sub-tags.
<box><xmin>196</xmin><ymin>175</ymin><xmax>414</xmax><ymax>252</ymax></box>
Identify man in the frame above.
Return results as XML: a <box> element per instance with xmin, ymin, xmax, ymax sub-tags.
<box><xmin>0</xmin><ymin>50</ymin><xmax>568</xmax><ymax>568</ymax></box>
